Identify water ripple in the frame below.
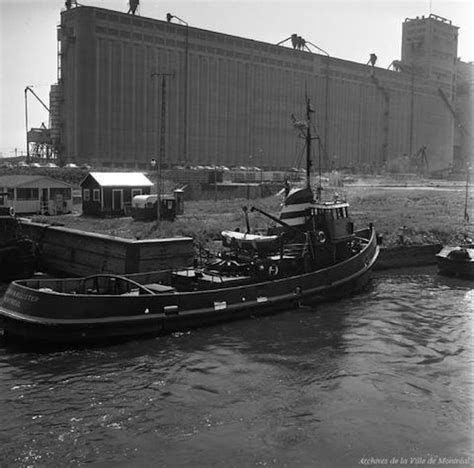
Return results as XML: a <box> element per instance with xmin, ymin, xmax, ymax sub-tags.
<box><xmin>0</xmin><ymin>271</ymin><xmax>472</xmax><ymax>466</ymax></box>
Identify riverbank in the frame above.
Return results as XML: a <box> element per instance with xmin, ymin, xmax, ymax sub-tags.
<box><xmin>28</xmin><ymin>180</ymin><xmax>473</xmax><ymax>249</ymax></box>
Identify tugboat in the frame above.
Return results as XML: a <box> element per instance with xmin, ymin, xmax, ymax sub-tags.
<box><xmin>0</xmin><ymin>99</ymin><xmax>380</xmax><ymax>344</ymax></box>
<box><xmin>0</xmin><ymin>203</ymin><xmax>39</xmax><ymax>281</ymax></box>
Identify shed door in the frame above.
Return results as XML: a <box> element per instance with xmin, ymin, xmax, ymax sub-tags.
<box><xmin>112</xmin><ymin>189</ymin><xmax>123</xmax><ymax>211</ymax></box>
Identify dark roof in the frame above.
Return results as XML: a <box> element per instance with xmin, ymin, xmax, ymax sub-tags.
<box><xmin>0</xmin><ymin>175</ymin><xmax>74</xmax><ymax>188</ymax></box>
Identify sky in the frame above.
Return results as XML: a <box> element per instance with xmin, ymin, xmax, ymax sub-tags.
<box><xmin>0</xmin><ymin>0</ymin><xmax>473</xmax><ymax>156</ymax></box>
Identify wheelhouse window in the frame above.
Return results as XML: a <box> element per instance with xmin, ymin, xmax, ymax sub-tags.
<box><xmin>315</xmin><ymin>205</ymin><xmax>349</xmax><ymax>219</ymax></box>
<box><xmin>316</xmin><ymin>208</ymin><xmax>328</xmax><ymax>217</ymax></box>
<box><xmin>324</xmin><ymin>209</ymin><xmax>335</xmax><ymax>220</ymax></box>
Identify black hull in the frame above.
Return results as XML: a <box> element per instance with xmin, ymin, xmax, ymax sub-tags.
<box><xmin>1</xmin><ymin>269</ymin><xmax>373</xmax><ymax>346</ymax></box>
<box><xmin>0</xmin><ymin>228</ymin><xmax>379</xmax><ymax>346</ymax></box>
<box><xmin>436</xmin><ymin>259</ymin><xmax>474</xmax><ymax>280</ymax></box>
<box><xmin>0</xmin><ymin>245</ymin><xmax>37</xmax><ymax>281</ymax></box>
<box><xmin>436</xmin><ymin>246</ymin><xmax>474</xmax><ymax>281</ymax></box>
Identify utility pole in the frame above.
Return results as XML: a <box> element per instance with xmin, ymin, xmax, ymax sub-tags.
<box><xmin>167</xmin><ymin>14</ymin><xmax>189</xmax><ymax>164</ymax></box>
<box><xmin>464</xmin><ymin>167</ymin><xmax>470</xmax><ymax>222</ymax></box>
<box><xmin>151</xmin><ymin>72</ymin><xmax>174</xmax><ymax>222</ymax></box>
<box><xmin>184</xmin><ymin>26</ymin><xmax>189</xmax><ymax>164</ymax></box>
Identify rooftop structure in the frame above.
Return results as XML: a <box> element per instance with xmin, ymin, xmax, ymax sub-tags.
<box><xmin>402</xmin><ymin>14</ymin><xmax>458</xmax><ymax>97</ymax></box>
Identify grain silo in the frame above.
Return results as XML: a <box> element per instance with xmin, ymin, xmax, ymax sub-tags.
<box><xmin>49</xmin><ymin>6</ymin><xmax>472</xmax><ymax>172</ymax></box>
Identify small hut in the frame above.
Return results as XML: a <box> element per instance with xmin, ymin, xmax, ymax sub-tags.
<box><xmin>80</xmin><ymin>172</ymin><xmax>153</xmax><ymax>216</ymax></box>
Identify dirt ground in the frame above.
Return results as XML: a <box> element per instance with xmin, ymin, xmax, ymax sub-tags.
<box><xmin>28</xmin><ymin>175</ymin><xmax>473</xmax><ymax>249</ymax></box>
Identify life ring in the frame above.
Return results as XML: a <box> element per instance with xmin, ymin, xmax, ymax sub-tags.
<box><xmin>9</xmin><ymin>207</ymin><xmax>15</xmax><ymax>217</ymax></box>
<box><xmin>316</xmin><ymin>231</ymin><xmax>326</xmax><ymax>244</ymax></box>
<box><xmin>268</xmin><ymin>264</ymin><xmax>279</xmax><ymax>277</ymax></box>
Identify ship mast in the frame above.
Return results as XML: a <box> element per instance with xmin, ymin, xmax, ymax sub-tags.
<box><xmin>305</xmin><ymin>98</ymin><xmax>312</xmax><ymax>189</ymax></box>
<box><xmin>305</xmin><ymin>97</ymin><xmax>313</xmax><ymax>190</ymax></box>
<box><xmin>464</xmin><ymin>167</ymin><xmax>470</xmax><ymax>222</ymax></box>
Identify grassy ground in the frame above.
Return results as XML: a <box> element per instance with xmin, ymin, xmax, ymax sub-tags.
<box><xmin>346</xmin><ymin>185</ymin><xmax>472</xmax><ymax>246</ymax></box>
<box><xmin>30</xmin><ymin>176</ymin><xmax>473</xmax><ymax>249</ymax></box>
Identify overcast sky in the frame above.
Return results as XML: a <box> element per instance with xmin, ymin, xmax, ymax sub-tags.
<box><xmin>0</xmin><ymin>0</ymin><xmax>472</xmax><ymax>156</ymax></box>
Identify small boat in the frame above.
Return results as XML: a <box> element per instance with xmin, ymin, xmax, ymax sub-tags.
<box><xmin>0</xmin><ymin>99</ymin><xmax>380</xmax><ymax>344</ymax></box>
<box><xmin>0</xmin><ymin>205</ymin><xmax>39</xmax><ymax>281</ymax></box>
<box><xmin>221</xmin><ymin>230</ymin><xmax>279</xmax><ymax>253</ymax></box>
<box><xmin>436</xmin><ymin>244</ymin><xmax>474</xmax><ymax>280</ymax></box>
<box><xmin>436</xmin><ymin>168</ymin><xmax>473</xmax><ymax>280</ymax></box>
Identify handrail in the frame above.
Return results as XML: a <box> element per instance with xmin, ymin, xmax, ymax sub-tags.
<box><xmin>80</xmin><ymin>274</ymin><xmax>155</xmax><ymax>295</ymax></box>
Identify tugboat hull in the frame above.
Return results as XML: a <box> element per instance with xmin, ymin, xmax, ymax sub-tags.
<box><xmin>0</xmin><ymin>228</ymin><xmax>379</xmax><ymax>345</ymax></box>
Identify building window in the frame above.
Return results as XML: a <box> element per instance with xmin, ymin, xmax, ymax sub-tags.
<box><xmin>83</xmin><ymin>189</ymin><xmax>90</xmax><ymax>201</ymax></box>
<box><xmin>50</xmin><ymin>188</ymin><xmax>72</xmax><ymax>200</ymax></box>
<box><xmin>131</xmin><ymin>189</ymin><xmax>142</xmax><ymax>199</ymax></box>
<box><xmin>16</xmin><ymin>188</ymin><xmax>39</xmax><ymax>201</ymax></box>
<box><xmin>93</xmin><ymin>189</ymin><xmax>100</xmax><ymax>202</ymax></box>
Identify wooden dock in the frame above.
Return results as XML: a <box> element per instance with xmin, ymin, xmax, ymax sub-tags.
<box><xmin>375</xmin><ymin>244</ymin><xmax>441</xmax><ymax>270</ymax></box>
<box><xmin>19</xmin><ymin>220</ymin><xmax>442</xmax><ymax>277</ymax></box>
<box><xmin>20</xmin><ymin>220</ymin><xmax>194</xmax><ymax>277</ymax></box>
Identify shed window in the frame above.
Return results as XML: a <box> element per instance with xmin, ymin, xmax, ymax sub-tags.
<box><xmin>131</xmin><ymin>189</ymin><xmax>142</xmax><ymax>198</ymax></box>
<box><xmin>93</xmin><ymin>189</ymin><xmax>100</xmax><ymax>201</ymax></box>
<box><xmin>16</xmin><ymin>188</ymin><xmax>39</xmax><ymax>201</ymax></box>
<box><xmin>83</xmin><ymin>189</ymin><xmax>90</xmax><ymax>201</ymax></box>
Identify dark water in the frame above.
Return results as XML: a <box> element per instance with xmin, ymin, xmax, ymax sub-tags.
<box><xmin>0</xmin><ymin>269</ymin><xmax>472</xmax><ymax>467</ymax></box>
